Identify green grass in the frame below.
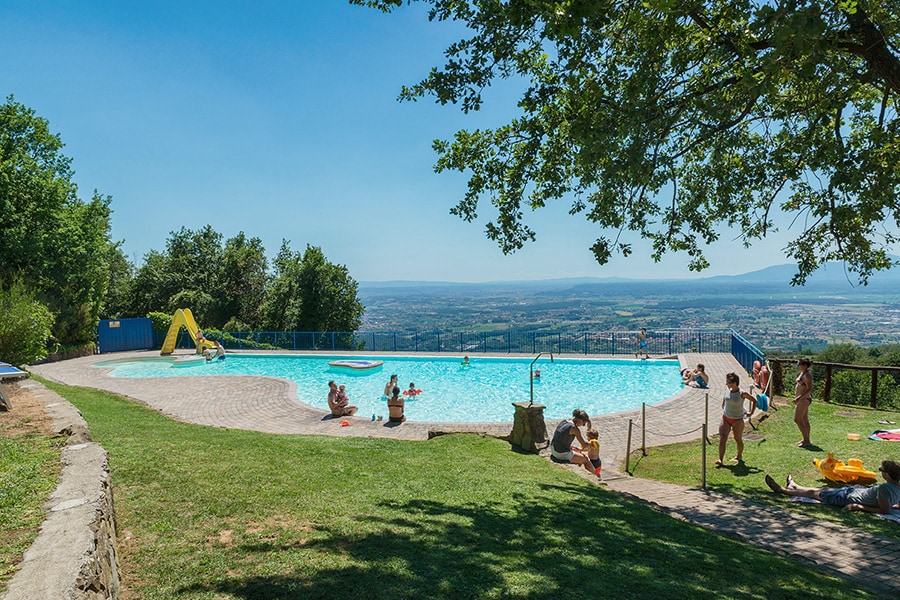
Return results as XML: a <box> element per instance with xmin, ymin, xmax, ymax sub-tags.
<box><xmin>27</xmin><ymin>380</ymin><xmax>885</xmax><ymax>599</ymax></box>
<box><xmin>631</xmin><ymin>397</ymin><xmax>900</xmax><ymax>539</ymax></box>
<box><xmin>0</xmin><ymin>420</ymin><xmax>62</xmax><ymax>585</ymax></box>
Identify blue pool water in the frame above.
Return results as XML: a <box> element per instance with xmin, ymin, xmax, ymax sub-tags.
<box><xmin>95</xmin><ymin>354</ymin><xmax>684</xmax><ymax>423</ymax></box>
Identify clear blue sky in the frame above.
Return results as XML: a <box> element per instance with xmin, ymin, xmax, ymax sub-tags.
<box><xmin>1</xmin><ymin>0</ymin><xmax>796</xmax><ymax>282</ymax></box>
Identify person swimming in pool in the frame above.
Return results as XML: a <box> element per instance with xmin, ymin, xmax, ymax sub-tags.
<box><xmin>384</xmin><ymin>374</ymin><xmax>399</xmax><ymax>399</ymax></box>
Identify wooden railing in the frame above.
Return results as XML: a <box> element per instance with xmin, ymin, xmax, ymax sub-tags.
<box><xmin>769</xmin><ymin>358</ymin><xmax>900</xmax><ymax>409</ymax></box>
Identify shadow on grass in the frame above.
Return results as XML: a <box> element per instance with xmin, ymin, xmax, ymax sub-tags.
<box><xmin>177</xmin><ymin>481</ymin><xmax>868</xmax><ymax>600</ymax></box>
<box><xmin>718</xmin><ymin>461</ymin><xmax>764</xmax><ymax>478</ymax></box>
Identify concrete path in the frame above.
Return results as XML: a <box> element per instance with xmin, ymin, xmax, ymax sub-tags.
<box><xmin>598</xmin><ymin>471</ymin><xmax>900</xmax><ymax>597</ymax></box>
<box><xmin>28</xmin><ymin>351</ymin><xmax>900</xmax><ymax>598</ymax></box>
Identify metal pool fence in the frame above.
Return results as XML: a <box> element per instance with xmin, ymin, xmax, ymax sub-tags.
<box><xmin>158</xmin><ymin>328</ymin><xmax>764</xmax><ymax>371</ymax></box>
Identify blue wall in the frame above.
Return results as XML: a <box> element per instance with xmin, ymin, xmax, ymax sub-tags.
<box><xmin>97</xmin><ymin>318</ymin><xmax>155</xmax><ymax>353</ymax></box>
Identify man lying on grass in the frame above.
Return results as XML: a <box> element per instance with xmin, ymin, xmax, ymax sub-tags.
<box><xmin>765</xmin><ymin>460</ymin><xmax>900</xmax><ymax>515</ymax></box>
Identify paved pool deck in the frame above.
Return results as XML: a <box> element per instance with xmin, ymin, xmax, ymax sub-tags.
<box><xmin>29</xmin><ymin>350</ymin><xmax>733</xmax><ymax>468</ymax></box>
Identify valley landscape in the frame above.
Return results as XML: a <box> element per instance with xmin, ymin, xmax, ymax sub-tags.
<box><xmin>358</xmin><ymin>262</ymin><xmax>900</xmax><ymax>355</ymax></box>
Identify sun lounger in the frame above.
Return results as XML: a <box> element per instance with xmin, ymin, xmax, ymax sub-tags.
<box><xmin>0</xmin><ymin>364</ymin><xmax>27</xmax><ymax>379</ymax></box>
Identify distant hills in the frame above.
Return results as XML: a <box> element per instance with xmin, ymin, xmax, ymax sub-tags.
<box><xmin>360</xmin><ymin>258</ymin><xmax>900</xmax><ymax>295</ymax></box>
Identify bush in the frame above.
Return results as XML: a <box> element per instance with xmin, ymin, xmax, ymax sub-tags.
<box><xmin>222</xmin><ymin>318</ymin><xmax>250</xmax><ymax>332</ymax></box>
<box><xmin>0</xmin><ymin>283</ymin><xmax>55</xmax><ymax>366</ymax></box>
<box><xmin>147</xmin><ymin>311</ymin><xmax>173</xmax><ymax>334</ymax></box>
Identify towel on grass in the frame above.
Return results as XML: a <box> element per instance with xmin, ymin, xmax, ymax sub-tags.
<box><xmin>868</xmin><ymin>428</ymin><xmax>900</xmax><ymax>441</ymax></box>
<box><xmin>789</xmin><ymin>496</ymin><xmax>900</xmax><ymax>523</ymax></box>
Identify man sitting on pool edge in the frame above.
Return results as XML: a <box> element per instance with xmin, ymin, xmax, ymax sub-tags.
<box><xmin>328</xmin><ymin>380</ymin><xmax>357</xmax><ymax>418</ymax></box>
<box><xmin>550</xmin><ymin>409</ymin><xmax>595</xmax><ymax>475</ymax></box>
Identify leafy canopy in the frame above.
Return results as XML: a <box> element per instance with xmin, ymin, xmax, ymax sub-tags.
<box><xmin>0</xmin><ymin>95</ymin><xmax>113</xmax><ymax>345</ymax></box>
<box><xmin>353</xmin><ymin>0</ymin><xmax>900</xmax><ymax>284</ymax></box>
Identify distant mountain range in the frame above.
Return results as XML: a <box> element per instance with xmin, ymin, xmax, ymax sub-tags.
<box><xmin>360</xmin><ymin>258</ymin><xmax>900</xmax><ymax>295</ymax></box>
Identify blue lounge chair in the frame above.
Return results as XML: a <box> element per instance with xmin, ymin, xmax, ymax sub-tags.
<box><xmin>0</xmin><ymin>362</ymin><xmax>27</xmax><ymax>379</ymax></box>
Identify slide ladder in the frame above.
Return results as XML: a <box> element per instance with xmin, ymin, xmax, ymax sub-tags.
<box><xmin>160</xmin><ymin>308</ymin><xmax>214</xmax><ymax>355</ymax></box>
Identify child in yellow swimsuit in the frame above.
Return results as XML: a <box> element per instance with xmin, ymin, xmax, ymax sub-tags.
<box><xmin>583</xmin><ymin>429</ymin><xmax>602</xmax><ymax>476</ymax></box>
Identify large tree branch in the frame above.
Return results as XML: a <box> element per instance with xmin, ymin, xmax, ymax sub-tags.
<box><xmin>840</xmin><ymin>9</ymin><xmax>900</xmax><ymax>93</ymax></box>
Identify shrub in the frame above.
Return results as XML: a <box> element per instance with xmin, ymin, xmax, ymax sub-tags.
<box><xmin>0</xmin><ymin>283</ymin><xmax>55</xmax><ymax>365</ymax></box>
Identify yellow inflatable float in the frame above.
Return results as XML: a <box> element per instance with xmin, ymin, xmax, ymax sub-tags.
<box><xmin>813</xmin><ymin>453</ymin><xmax>878</xmax><ymax>485</ymax></box>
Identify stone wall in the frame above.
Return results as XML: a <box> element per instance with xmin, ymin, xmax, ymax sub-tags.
<box><xmin>0</xmin><ymin>380</ymin><xmax>120</xmax><ymax>600</ymax></box>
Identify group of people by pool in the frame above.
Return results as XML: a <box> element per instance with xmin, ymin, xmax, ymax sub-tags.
<box><xmin>195</xmin><ymin>330</ymin><xmax>226</xmax><ymax>362</ymax></box>
<box><xmin>547</xmin><ymin>358</ymin><xmax>899</xmax><ymax>516</ymax></box>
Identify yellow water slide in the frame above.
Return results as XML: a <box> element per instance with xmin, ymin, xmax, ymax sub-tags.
<box><xmin>160</xmin><ymin>308</ymin><xmax>215</xmax><ymax>355</ymax></box>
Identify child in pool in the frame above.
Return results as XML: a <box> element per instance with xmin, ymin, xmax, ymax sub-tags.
<box><xmin>407</xmin><ymin>382</ymin><xmax>420</xmax><ymax>396</ymax></box>
<box><xmin>583</xmin><ymin>429</ymin><xmax>602</xmax><ymax>476</ymax></box>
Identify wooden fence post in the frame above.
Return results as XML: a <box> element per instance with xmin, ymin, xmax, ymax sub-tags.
<box><xmin>625</xmin><ymin>419</ymin><xmax>633</xmax><ymax>475</ymax></box>
<box><xmin>701</xmin><ymin>423</ymin><xmax>707</xmax><ymax>490</ymax></box>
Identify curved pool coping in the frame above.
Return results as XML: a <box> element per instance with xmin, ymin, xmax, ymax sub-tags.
<box><xmin>28</xmin><ymin>350</ymin><xmax>745</xmax><ymax>467</ymax></box>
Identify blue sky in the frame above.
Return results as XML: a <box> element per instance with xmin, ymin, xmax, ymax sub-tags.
<box><xmin>2</xmin><ymin>0</ymin><xmax>797</xmax><ymax>282</ymax></box>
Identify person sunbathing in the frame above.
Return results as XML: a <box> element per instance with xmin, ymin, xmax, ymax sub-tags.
<box><xmin>764</xmin><ymin>460</ymin><xmax>900</xmax><ymax>514</ymax></box>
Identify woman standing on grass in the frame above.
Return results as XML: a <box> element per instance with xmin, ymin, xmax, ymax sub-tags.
<box><xmin>793</xmin><ymin>358</ymin><xmax>813</xmax><ymax>447</ymax></box>
<box><xmin>716</xmin><ymin>373</ymin><xmax>756</xmax><ymax>466</ymax></box>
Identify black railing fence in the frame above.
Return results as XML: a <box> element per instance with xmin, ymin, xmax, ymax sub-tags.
<box><xmin>159</xmin><ymin>328</ymin><xmax>763</xmax><ymax>366</ymax></box>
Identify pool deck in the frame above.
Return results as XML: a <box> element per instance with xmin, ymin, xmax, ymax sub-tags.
<box><xmin>28</xmin><ymin>350</ymin><xmax>741</xmax><ymax>469</ymax></box>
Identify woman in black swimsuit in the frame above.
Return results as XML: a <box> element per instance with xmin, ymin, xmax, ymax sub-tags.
<box><xmin>793</xmin><ymin>358</ymin><xmax>813</xmax><ymax>447</ymax></box>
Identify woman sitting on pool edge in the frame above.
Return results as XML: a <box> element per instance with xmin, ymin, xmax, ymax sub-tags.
<box><xmin>550</xmin><ymin>409</ymin><xmax>594</xmax><ymax>475</ymax></box>
<box><xmin>387</xmin><ymin>386</ymin><xmax>406</xmax><ymax>424</ymax></box>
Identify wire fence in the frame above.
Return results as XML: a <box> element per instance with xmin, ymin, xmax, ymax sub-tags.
<box><xmin>161</xmin><ymin>327</ymin><xmax>761</xmax><ymax>362</ymax></box>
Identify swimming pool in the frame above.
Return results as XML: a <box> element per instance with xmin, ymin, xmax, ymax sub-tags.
<box><xmin>95</xmin><ymin>354</ymin><xmax>684</xmax><ymax>423</ymax></box>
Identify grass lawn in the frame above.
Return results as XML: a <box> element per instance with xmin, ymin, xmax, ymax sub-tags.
<box><xmin>17</xmin><ymin>380</ymin><xmax>884</xmax><ymax>600</ymax></box>
<box><xmin>0</xmin><ymin>385</ymin><xmax>62</xmax><ymax>587</ymax></box>
<box><xmin>631</xmin><ymin>396</ymin><xmax>900</xmax><ymax>540</ymax></box>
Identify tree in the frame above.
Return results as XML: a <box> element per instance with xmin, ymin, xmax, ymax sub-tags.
<box><xmin>0</xmin><ymin>282</ymin><xmax>54</xmax><ymax>366</ymax></box>
<box><xmin>126</xmin><ymin>250</ymin><xmax>174</xmax><ymax>319</ymax></box>
<box><xmin>260</xmin><ymin>243</ymin><xmax>364</xmax><ymax>333</ymax></box>
<box><xmin>217</xmin><ymin>233</ymin><xmax>268</xmax><ymax>328</ymax></box>
<box><xmin>354</xmin><ymin>1</ymin><xmax>900</xmax><ymax>284</ymax></box>
<box><xmin>0</xmin><ymin>96</ymin><xmax>114</xmax><ymax>345</ymax></box>
<box><xmin>101</xmin><ymin>242</ymin><xmax>135</xmax><ymax>319</ymax></box>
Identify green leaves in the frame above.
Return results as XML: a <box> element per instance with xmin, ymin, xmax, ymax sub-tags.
<box><xmin>368</xmin><ymin>0</ymin><xmax>900</xmax><ymax>284</ymax></box>
<box><xmin>259</xmin><ymin>243</ymin><xmax>364</xmax><ymax>334</ymax></box>
<box><xmin>0</xmin><ymin>282</ymin><xmax>54</xmax><ymax>366</ymax></box>
<box><xmin>0</xmin><ymin>96</ymin><xmax>113</xmax><ymax>345</ymax></box>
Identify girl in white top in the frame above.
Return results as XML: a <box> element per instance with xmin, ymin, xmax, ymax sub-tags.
<box><xmin>716</xmin><ymin>372</ymin><xmax>757</xmax><ymax>466</ymax></box>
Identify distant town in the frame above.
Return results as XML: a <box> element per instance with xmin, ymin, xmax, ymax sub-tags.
<box><xmin>358</xmin><ymin>263</ymin><xmax>900</xmax><ymax>355</ymax></box>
